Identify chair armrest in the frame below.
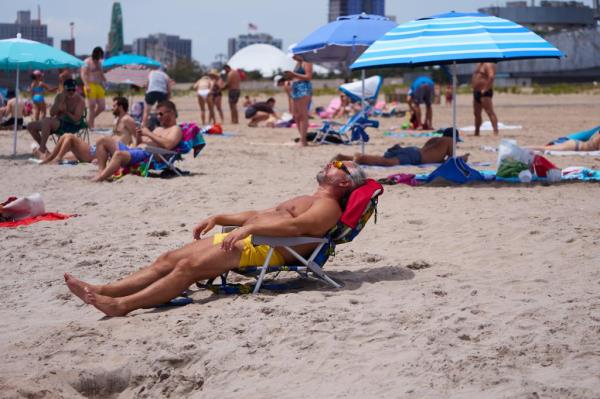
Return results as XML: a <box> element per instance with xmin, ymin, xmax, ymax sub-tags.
<box><xmin>221</xmin><ymin>225</ymin><xmax>239</xmax><ymax>233</ymax></box>
<box><xmin>251</xmin><ymin>235</ymin><xmax>328</xmax><ymax>247</ymax></box>
<box><xmin>144</xmin><ymin>145</ymin><xmax>177</xmax><ymax>155</ymax></box>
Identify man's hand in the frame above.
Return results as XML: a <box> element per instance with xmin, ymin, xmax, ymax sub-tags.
<box><xmin>193</xmin><ymin>216</ymin><xmax>217</xmax><ymax>240</ymax></box>
<box><xmin>220</xmin><ymin>226</ymin><xmax>251</xmax><ymax>252</ymax></box>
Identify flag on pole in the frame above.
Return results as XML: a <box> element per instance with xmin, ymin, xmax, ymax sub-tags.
<box><xmin>248</xmin><ymin>22</ymin><xmax>258</xmax><ymax>31</ymax></box>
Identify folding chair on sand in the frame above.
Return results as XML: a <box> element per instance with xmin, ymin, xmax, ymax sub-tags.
<box><xmin>198</xmin><ymin>179</ymin><xmax>384</xmax><ymax>294</ymax></box>
<box><xmin>51</xmin><ymin>108</ymin><xmax>90</xmax><ymax>144</ymax></box>
<box><xmin>141</xmin><ymin>122</ymin><xmax>206</xmax><ymax>177</ymax></box>
<box><xmin>315</xmin><ymin>75</ymin><xmax>382</xmax><ymax>145</ymax></box>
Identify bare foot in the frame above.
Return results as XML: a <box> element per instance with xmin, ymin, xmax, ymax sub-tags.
<box><xmin>474</xmin><ymin>132</ymin><xmax>480</xmax><ymax>137</ymax></box>
<box><xmin>84</xmin><ymin>288</ymin><xmax>128</xmax><ymax>317</ymax></box>
<box><xmin>90</xmin><ymin>175</ymin><xmax>104</xmax><ymax>182</ymax></box>
<box><xmin>64</xmin><ymin>273</ymin><xmax>94</xmax><ymax>304</ymax></box>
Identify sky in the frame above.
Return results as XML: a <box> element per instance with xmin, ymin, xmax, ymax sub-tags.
<box><xmin>5</xmin><ymin>0</ymin><xmax>596</xmax><ymax>64</ymax></box>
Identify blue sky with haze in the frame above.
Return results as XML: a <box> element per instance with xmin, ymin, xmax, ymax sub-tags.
<box><xmin>5</xmin><ymin>0</ymin><xmax>595</xmax><ymax>64</ymax></box>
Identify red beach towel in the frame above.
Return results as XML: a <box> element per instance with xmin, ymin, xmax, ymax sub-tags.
<box><xmin>0</xmin><ymin>213</ymin><xmax>75</xmax><ymax>228</ymax></box>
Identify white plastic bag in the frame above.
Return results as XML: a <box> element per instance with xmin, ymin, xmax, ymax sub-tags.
<box><xmin>497</xmin><ymin>139</ymin><xmax>534</xmax><ymax>169</ymax></box>
<box><xmin>2</xmin><ymin>193</ymin><xmax>45</xmax><ymax>221</ymax></box>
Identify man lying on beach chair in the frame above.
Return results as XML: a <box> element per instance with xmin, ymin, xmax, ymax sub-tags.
<box><xmin>64</xmin><ymin>160</ymin><xmax>367</xmax><ymax>316</ymax></box>
<box><xmin>333</xmin><ymin>127</ymin><xmax>469</xmax><ymax>166</ymax></box>
<box><xmin>91</xmin><ymin>100</ymin><xmax>182</xmax><ymax>182</ymax></box>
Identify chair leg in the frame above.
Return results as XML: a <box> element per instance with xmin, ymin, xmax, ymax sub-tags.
<box><xmin>253</xmin><ymin>248</ymin><xmax>275</xmax><ymax>294</ymax></box>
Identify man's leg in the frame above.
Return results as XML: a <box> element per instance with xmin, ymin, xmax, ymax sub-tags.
<box><xmin>249</xmin><ymin>112</ymin><xmax>269</xmax><ymax>127</ymax></box>
<box><xmin>413</xmin><ymin>104</ymin><xmax>422</xmax><ymax>129</ymax></box>
<box><xmin>473</xmin><ymin>99</ymin><xmax>483</xmax><ymax>136</ymax></box>
<box><xmin>94</xmin><ymin>136</ymin><xmax>119</xmax><ymax>171</ymax></box>
<box><xmin>87</xmin><ymin>98</ymin><xmax>97</xmax><ymax>128</ymax></box>
<box><xmin>91</xmin><ymin>150</ymin><xmax>131</xmax><ymax>182</ymax></box>
<box><xmin>424</xmin><ymin>104</ymin><xmax>433</xmax><ymax>130</ymax></box>
<box><xmin>354</xmin><ymin>153</ymin><xmax>399</xmax><ymax>166</ymax></box>
<box><xmin>27</xmin><ymin>120</ymin><xmax>43</xmax><ymax>146</ymax></box>
<box><xmin>229</xmin><ymin>97</ymin><xmax>239</xmax><ymax>124</ymax></box>
<box><xmin>39</xmin><ymin>118</ymin><xmax>60</xmax><ymax>153</ymax></box>
<box><xmin>70</xmin><ymin>237</ymin><xmax>244</xmax><ymax>316</ymax></box>
<box><xmin>481</xmin><ymin>97</ymin><xmax>498</xmax><ymax>135</ymax></box>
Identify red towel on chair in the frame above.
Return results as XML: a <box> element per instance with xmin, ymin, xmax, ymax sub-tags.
<box><xmin>0</xmin><ymin>213</ymin><xmax>75</xmax><ymax>228</ymax></box>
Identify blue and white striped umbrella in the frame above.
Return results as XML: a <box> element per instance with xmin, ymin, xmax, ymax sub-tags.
<box><xmin>351</xmin><ymin>12</ymin><xmax>563</xmax><ymax>157</ymax></box>
<box><xmin>351</xmin><ymin>12</ymin><xmax>563</xmax><ymax>69</ymax></box>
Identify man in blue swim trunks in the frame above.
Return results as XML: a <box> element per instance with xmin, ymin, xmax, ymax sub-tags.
<box><xmin>64</xmin><ymin>160</ymin><xmax>366</xmax><ymax>316</ymax></box>
<box><xmin>333</xmin><ymin>128</ymin><xmax>469</xmax><ymax>166</ymax></box>
<box><xmin>91</xmin><ymin>100</ymin><xmax>182</xmax><ymax>182</ymax></box>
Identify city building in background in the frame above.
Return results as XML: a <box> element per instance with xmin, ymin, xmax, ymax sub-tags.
<box><xmin>60</xmin><ymin>23</ymin><xmax>75</xmax><ymax>55</ymax></box>
<box><xmin>479</xmin><ymin>0</ymin><xmax>597</xmax><ymax>33</ymax></box>
<box><xmin>227</xmin><ymin>33</ymin><xmax>283</xmax><ymax>59</ymax></box>
<box><xmin>328</xmin><ymin>0</ymin><xmax>385</xmax><ymax>22</ymax></box>
<box><xmin>132</xmin><ymin>34</ymin><xmax>192</xmax><ymax>68</ymax></box>
<box><xmin>455</xmin><ymin>0</ymin><xmax>600</xmax><ymax>83</ymax></box>
<box><xmin>107</xmin><ymin>2</ymin><xmax>124</xmax><ymax>55</ymax></box>
<box><xmin>0</xmin><ymin>9</ymin><xmax>53</xmax><ymax>45</ymax></box>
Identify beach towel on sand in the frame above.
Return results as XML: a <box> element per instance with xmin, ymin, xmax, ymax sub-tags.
<box><xmin>548</xmin><ymin>125</ymin><xmax>600</xmax><ymax>145</ymax></box>
<box><xmin>1</xmin><ymin>195</ymin><xmax>75</xmax><ymax>228</ymax></box>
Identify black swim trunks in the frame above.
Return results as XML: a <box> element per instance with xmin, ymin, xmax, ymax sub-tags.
<box><xmin>473</xmin><ymin>89</ymin><xmax>493</xmax><ymax>104</ymax></box>
<box><xmin>413</xmin><ymin>83</ymin><xmax>434</xmax><ymax>106</ymax></box>
<box><xmin>228</xmin><ymin>89</ymin><xmax>241</xmax><ymax>104</ymax></box>
<box><xmin>383</xmin><ymin>144</ymin><xmax>422</xmax><ymax>165</ymax></box>
<box><xmin>145</xmin><ymin>91</ymin><xmax>168</xmax><ymax>106</ymax></box>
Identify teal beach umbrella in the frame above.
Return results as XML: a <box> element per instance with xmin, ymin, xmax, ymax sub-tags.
<box><xmin>0</xmin><ymin>33</ymin><xmax>84</xmax><ymax>155</ymax></box>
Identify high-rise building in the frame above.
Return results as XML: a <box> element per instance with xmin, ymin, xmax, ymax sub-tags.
<box><xmin>0</xmin><ymin>9</ymin><xmax>53</xmax><ymax>45</ymax></box>
<box><xmin>328</xmin><ymin>0</ymin><xmax>385</xmax><ymax>22</ymax></box>
<box><xmin>107</xmin><ymin>2</ymin><xmax>124</xmax><ymax>55</ymax></box>
<box><xmin>132</xmin><ymin>34</ymin><xmax>192</xmax><ymax>68</ymax></box>
<box><xmin>61</xmin><ymin>39</ymin><xmax>75</xmax><ymax>55</ymax></box>
<box><xmin>227</xmin><ymin>33</ymin><xmax>283</xmax><ymax>59</ymax></box>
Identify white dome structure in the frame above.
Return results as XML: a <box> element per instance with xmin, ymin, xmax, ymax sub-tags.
<box><xmin>228</xmin><ymin>44</ymin><xmax>328</xmax><ymax>78</ymax></box>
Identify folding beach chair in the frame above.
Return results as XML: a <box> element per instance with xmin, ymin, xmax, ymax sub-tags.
<box><xmin>141</xmin><ymin>122</ymin><xmax>206</xmax><ymax>177</ymax></box>
<box><xmin>51</xmin><ymin>108</ymin><xmax>90</xmax><ymax>144</ymax></box>
<box><xmin>315</xmin><ymin>76</ymin><xmax>382</xmax><ymax>145</ymax></box>
<box><xmin>199</xmin><ymin>179</ymin><xmax>384</xmax><ymax>294</ymax></box>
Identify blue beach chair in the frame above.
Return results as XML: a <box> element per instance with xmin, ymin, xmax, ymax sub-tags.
<box><xmin>315</xmin><ymin>75</ymin><xmax>383</xmax><ymax>145</ymax></box>
<box><xmin>198</xmin><ymin>179</ymin><xmax>384</xmax><ymax>294</ymax></box>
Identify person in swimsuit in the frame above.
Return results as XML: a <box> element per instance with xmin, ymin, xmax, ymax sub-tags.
<box><xmin>223</xmin><ymin>64</ymin><xmax>241</xmax><ymax>124</ymax></box>
<box><xmin>27</xmin><ymin>79</ymin><xmax>85</xmax><ymax>156</ymax></box>
<box><xmin>285</xmin><ymin>54</ymin><xmax>313</xmax><ymax>146</ymax></box>
<box><xmin>39</xmin><ymin>96</ymin><xmax>137</xmax><ymax>164</ymax></box>
<box><xmin>91</xmin><ymin>100</ymin><xmax>182</xmax><ymax>182</ymax></box>
<box><xmin>333</xmin><ymin>128</ymin><xmax>469</xmax><ymax>166</ymax></box>
<box><xmin>407</xmin><ymin>76</ymin><xmax>435</xmax><ymax>130</ymax></box>
<box><xmin>192</xmin><ymin>75</ymin><xmax>212</xmax><ymax>125</ymax></box>
<box><xmin>207</xmin><ymin>69</ymin><xmax>224</xmax><ymax>124</ymax></box>
<box><xmin>0</xmin><ymin>91</ymin><xmax>29</xmax><ymax>130</ymax></box>
<box><xmin>528</xmin><ymin>128</ymin><xmax>600</xmax><ymax>152</ymax></box>
<box><xmin>142</xmin><ymin>67</ymin><xmax>172</xmax><ymax>128</ymax></box>
<box><xmin>29</xmin><ymin>70</ymin><xmax>54</xmax><ymax>121</ymax></box>
<box><xmin>471</xmin><ymin>62</ymin><xmax>499</xmax><ymax>136</ymax></box>
<box><xmin>64</xmin><ymin>160</ymin><xmax>367</xmax><ymax>316</ymax></box>
<box><xmin>81</xmin><ymin>47</ymin><xmax>107</xmax><ymax>129</ymax></box>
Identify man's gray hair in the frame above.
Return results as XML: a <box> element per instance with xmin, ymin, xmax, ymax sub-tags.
<box><xmin>347</xmin><ymin>162</ymin><xmax>367</xmax><ymax>189</ymax></box>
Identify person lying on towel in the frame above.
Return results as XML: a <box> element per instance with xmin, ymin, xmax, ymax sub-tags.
<box><xmin>333</xmin><ymin>127</ymin><xmax>469</xmax><ymax>166</ymax></box>
<box><xmin>91</xmin><ymin>100</ymin><xmax>182</xmax><ymax>182</ymax></box>
<box><xmin>527</xmin><ymin>127</ymin><xmax>600</xmax><ymax>152</ymax></box>
<box><xmin>39</xmin><ymin>96</ymin><xmax>137</xmax><ymax>165</ymax></box>
<box><xmin>65</xmin><ymin>161</ymin><xmax>367</xmax><ymax>316</ymax></box>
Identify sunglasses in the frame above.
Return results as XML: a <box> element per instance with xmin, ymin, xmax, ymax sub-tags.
<box><xmin>157</xmin><ymin>110</ymin><xmax>172</xmax><ymax>117</ymax></box>
<box><xmin>66</xmin><ymin>88</ymin><xmax>76</xmax><ymax>92</ymax></box>
<box><xmin>331</xmin><ymin>160</ymin><xmax>351</xmax><ymax>176</ymax></box>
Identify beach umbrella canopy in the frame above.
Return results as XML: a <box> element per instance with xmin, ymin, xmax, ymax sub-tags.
<box><xmin>105</xmin><ymin>65</ymin><xmax>151</xmax><ymax>86</ymax></box>
<box><xmin>102</xmin><ymin>53</ymin><xmax>161</xmax><ymax>70</ymax></box>
<box><xmin>0</xmin><ymin>33</ymin><xmax>84</xmax><ymax>155</ymax></box>
<box><xmin>351</xmin><ymin>11</ymin><xmax>564</xmax><ymax>155</ymax></box>
<box><xmin>291</xmin><ymin>13</ymin><xmax>397</xmax><ymax>66</ymax></box>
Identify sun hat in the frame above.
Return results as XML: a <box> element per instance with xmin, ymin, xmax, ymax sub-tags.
<box><xmin>208</xmin><ymin>69</ymin><xmax>220</xmax><ymax>77</ymax></box>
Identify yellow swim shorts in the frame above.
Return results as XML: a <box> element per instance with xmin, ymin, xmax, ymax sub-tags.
<box><xmin>84</xmin><ymin>83</ymin><xmax>105</xmax><ymax>100</ymax></box>
<box><xmin>213</xmin><ymin>233</ymin><xmax>285</xmax><ymax>267</ymax></box>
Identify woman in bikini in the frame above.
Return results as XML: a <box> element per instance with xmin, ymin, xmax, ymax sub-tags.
<box><xmin>29</xmin><ymin>70</ymin><xmax>54</xmax><ymax>121</ymax></box>
<box><xmin>285</xmin><ymin>54</ymin><xmax>313</xmax><ymax>146</ymax></box>
<box><xmin>193</xmin><ymin>75</ymin><xmax>212</xmax><ymax>125</ymax></box>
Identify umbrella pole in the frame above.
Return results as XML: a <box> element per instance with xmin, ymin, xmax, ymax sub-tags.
<box><xmin>452</xmin><ymin>60</ymin><xmax>457</xmax><ymax>160</ymax></box>
<box><xmin>12</xmin><ymin>64</ymin><xmax>20</xmax><ymax>156</ymax></box>
<box><xmin>361</xmin><ymin>69</ymin><xmax>365</xmax><ymax>154</ymax></box>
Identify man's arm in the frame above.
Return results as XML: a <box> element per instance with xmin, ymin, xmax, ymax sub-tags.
<box><xmin>220</xmin><ymin>198</ymin><xmax>342</xmax><ymax>251</ymax></box>
<box><xmin>64</xmin><ymin>98</ymin><xmax>84</xmax><ymax>122</ymax></box>
<box><xmin>486</xmin><ymin>64</ymin><xmax>495</xmax><ymax>90</ymax></box>
<box><xmin>49</xmin><ymin>94</ymin><xmax>65</xmax><ymax>117</ymax></box>
<box><xmin>140</xmin><ymin>125</ymin><xmax>182</xmax><ymax>149</ymax></box>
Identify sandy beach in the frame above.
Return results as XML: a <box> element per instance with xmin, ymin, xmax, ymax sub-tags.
<box><xmin>1</xmin><ymin>92</ymin><xmax>600</xmax><ymax>398</ymax></box>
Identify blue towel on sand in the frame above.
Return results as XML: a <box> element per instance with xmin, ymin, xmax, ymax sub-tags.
<box><xmin>549</xmin><ymin>125</ymin><xmax>600</xmax><ymax>145</ymax></box>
